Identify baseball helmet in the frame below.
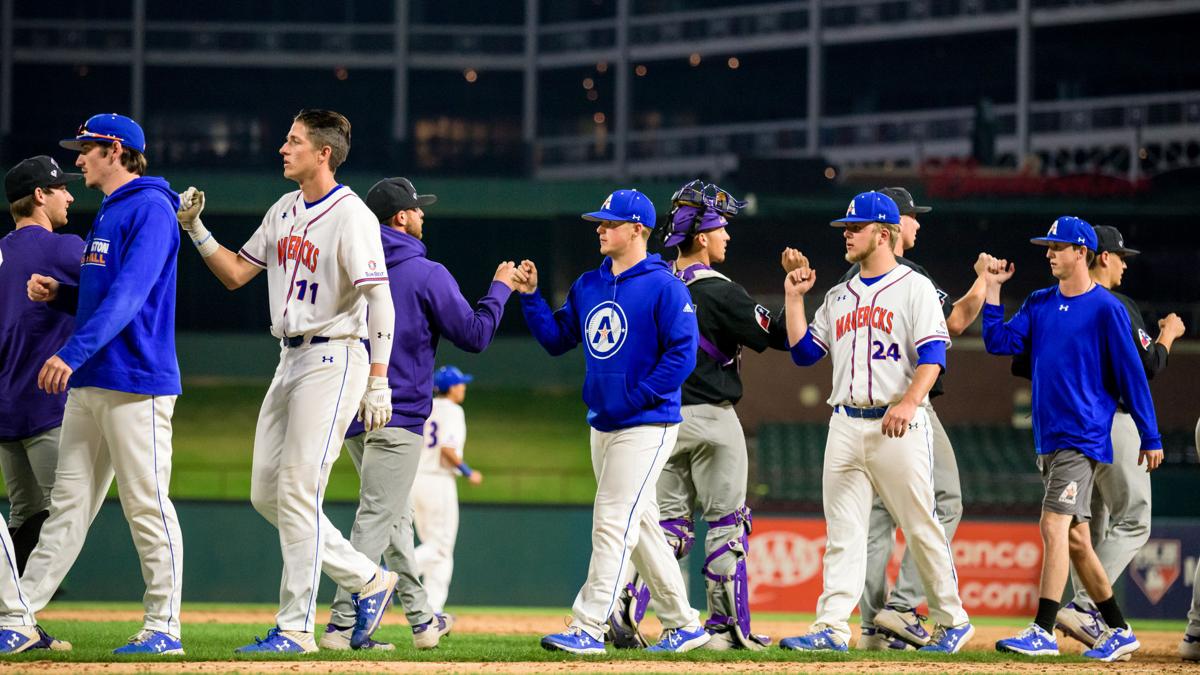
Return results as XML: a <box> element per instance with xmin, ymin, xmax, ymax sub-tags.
<box><xmin>434</xmin><ymin>365</ymin><xmax>473</xmax><ymax>393</ymax></box>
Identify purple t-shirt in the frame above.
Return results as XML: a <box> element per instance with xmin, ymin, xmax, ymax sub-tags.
<box><xmin>0</xmin><ymin>226</ymin><xmax>85</xmax><ymax>441</ymax></box>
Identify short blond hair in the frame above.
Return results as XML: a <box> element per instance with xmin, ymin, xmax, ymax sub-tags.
<box><xmin>876</xmin><ymin>221</ymin><xmax>900</xmax><ymax>243</ymax></box>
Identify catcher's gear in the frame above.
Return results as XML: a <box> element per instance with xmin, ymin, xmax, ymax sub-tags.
<box><xmin>606</xmin><ymin>579</ymin><xmax>650</xmax><ymax>648</ymax></box>
<box><xmin>660</xmin><ymin>516</ymin><xmax>695</xmax><ymax>559</ymax></box>
<box><xmin>703</xmin><ymin>505</ymin><xmax>770</xmax><ymax>649</ymax></box>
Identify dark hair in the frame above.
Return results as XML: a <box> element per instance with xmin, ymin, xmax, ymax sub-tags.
<box><xmin>8</xmin><ymin>194</ymin><xmax>35</xmax><ymax>219</ymax></box>
<box><xmin>294</xmin><ymin>109</ymin><xmax>352</xmax><ymax>172</ymax></box>
<box><xmin>90</xmin><ymin>143</ymin><xmax>147</xmax><ymax>175</ymax></box>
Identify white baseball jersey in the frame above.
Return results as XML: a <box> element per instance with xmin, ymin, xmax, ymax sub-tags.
<box><xmin>808</xmin><ymin>266</ymin><xmax>950</xmax><ymax>408</ymax></box>
<box><xmin>420</xmin><ymin>398</ymin><xmax>466</xmax><ymax>476</ymax></box>
<box><xmin>238</xmin><ymin>185</ymin><xmax>388</xmax><ymax>339</ymax></box>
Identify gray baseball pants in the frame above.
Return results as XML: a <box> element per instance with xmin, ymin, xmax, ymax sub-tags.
<box><xmin>1069</xmin><ymin>412</ymin><xmax>1151</xmax><ymax>609</ymax></box>
<box><xmin>1186</xmin><ymin>417</ymin><xmax>1200</xmax><ymax>637</ymax></box>
<box><xmin>859</xmin><ymin>405</ymin><xmax>962</xmax><ymax>626</ymax></box>
<box><xmin>328</xmin><ymin>427</ymin><xmax>435</xmax><ymax>629</ymax></box>
<box><xmin>658</xmin><ymin>403</ymin><xmax>748</xmax><ymax>619</ymax></box>
<box><xmin>0</xmin><ymin>428</ymin><xmax>58</xmax><ymax>529</ymax></box>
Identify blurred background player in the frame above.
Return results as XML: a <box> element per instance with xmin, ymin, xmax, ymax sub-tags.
<box><xmin>829</xmin><ymin>187</ymin><xmax>996</xmax><ymax>650</ymax></box>
<box><xmin>1184</xmin><ymin>416</ymin><xmax>1200</xmax><ymax>662</ymax></box>
<box><xmin>413</xmin><ymin>366</ymin><xmax>484</xmax><ymax>615</ymax></box>
<box><xmin>321</xmin><ymin>177</ymin><xmax>512</xmax><ymax>651</ymax></box>
<box><xmin>609</xmin><ymin>180</ymin><xmax>787</xmax><ymax>651</ymax></box>
<box><xmin>778</xmin><ymin>191</ymin><xmax>972</xmax><ymax>654</ymax></box>
<box><xmin>513</xmin><ymin>188</ymin><xmax>710</xmax><ymax>654</ymax></box>
<box><xmin>1</xmin><ymin>157</ymin><xmax>83</xmax><ymax>574</ymax></box>
<box><xmin>23</xmin><ymin>114</ymin><xmax>186</xmax><ymax>655</ymax></box>
<box><xmin>984</xmin><ymin>217</ymin><xmax>1161</xmax><ymax>662</ymax></box>
<box><xmin>1014</xmin><ymin>225</ymin><xmax>1183</xmax><ymax>647</ymax></box>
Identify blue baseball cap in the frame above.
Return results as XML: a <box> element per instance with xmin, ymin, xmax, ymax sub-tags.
<box><xmin>1030</xmin><ymin>216</ymin><xmax>1097</xmax><ymax>251</ymax></box>
<box><xmin>434</xmin><ymin>365</ymin><xmax>473</xmax><ymax>393</ymax></box>
<box><xmin>831</xmin><ymin>191</ymin><xmax>900</xmax><ymax>227</ymax></box>
<box><xmin>60</xmin><ymin>113</ymin><xmax>146</xmax><ymax>154</ymax></box>
<box><xmin>582</xmin><ymin>189</ymin><xmax>657</xmax><ymax>228</ymax></box>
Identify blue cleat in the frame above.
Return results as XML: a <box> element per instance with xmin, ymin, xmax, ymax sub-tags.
<box><xmin>0</xmin><ymin>626</ymin><xmax>38</xmax><ymax>654</ymax></box>
<box><xmin>779</xmin><ymin>626</ymin><xmax>848</xmax><ymax>652</ymax></box>
<box><xmin>1083</xmin><ymin>625</ymin><xmax>1140</xmax><ymax>662</ymax></box>
<box><xmin>919</xmin><ymin>623</ymin><xmax>975</xmax><ymax>653</ymax></box>
<box><xmin>234</xmin><ymin>627</ymin><xmax>316</xmax><ymax>654</ymax></box>
<box><xmin>351</xmin><ymin>569</ymin><xmax>399</xmax><ymax>649</ymax></box>
<box><xmin>645</xmin><ymin>625</ymin><xmax>711</xmax><ymax>653</ymax></box>
<box><xmin>112</xmin><ymin>629</ymin><xmax>183</xmax><ymax>655</ymax></box>
<box><xmin>540</xmin><ymin>627</ymin><xmax>606</xmax><ymax>655</ymax></box>
<box><xmin>995</xmin><ymin>623</ymin><xmax>1058</xmax><ymax>656</ymax></box>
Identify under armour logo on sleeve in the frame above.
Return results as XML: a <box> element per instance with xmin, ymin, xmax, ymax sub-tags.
<box><xmin>322</xmin><ymin>356</ymin><xmax>334</xmax><ymax>363</ymax></box>
<box><xmin>377</xmin><ymin>331</ymin><xmax>392</xmax><ymax>339</ymax></box>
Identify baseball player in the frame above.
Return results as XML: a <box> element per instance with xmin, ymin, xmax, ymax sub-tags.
<box><xmin>1</xmin><ymin>157</ymin><xmax>84</xmax><ymax>575</ymax></box>
<box><xmin>512</xmin><ymin>188</ymin><xmax>710</xmax><ymax>654</ymax></box>
<box><xmin>985</xmin><ymin>216</ymin><xmax>1161</xmax><ymax>662</ymax></box>
<box><xmin>413</xmin><ymin>366</ymin><xmax>484</xmax><ymax>614</ymax></box>
<box><xmin>831</xmin><ymin>187</ymin><xmax>995</xmax><ymax>650</ymax></box>
<box><xmin>608</xmin><ymin>180</ymin><xmax>787</xmax><ymax>651</ymax></box>
<box><xmin>1183</xmin><ymin>415</ymin><xmax>1200</xmax><ymax>662</ymax></box>
<box><xmin>22</xmin><ymin>114</ymin><xmax>186</xmax><ymax>654</ymax></box>
<box><xmin>0</xmin><ymin>156</ymin><xmax>85</xmax><ymax>654</ymax></box>
<box><xmin>174</xmin><ymin>109</ymin><xmax>400</xmax><ymax>653</ymax></box>
<box><xmin>778</xmin><ymin>191</ymin><xmax>973</xmax><ymax>654</ymax></box>
<box><xmin>1013</xmin><ymin>226</ymin><xmax>1183</xmax><ymax>647</ymax></box>
<box><xmin>321</xmin><ymin>177</ymin><xmax>512</xmax><ymax>651</ymax></box>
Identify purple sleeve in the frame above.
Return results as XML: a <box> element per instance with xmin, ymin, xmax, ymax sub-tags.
<box><xmin>425</xmin><ymin>265</ymin><xmax>511</xmax><ymax>353</ymax></box>
<box><xmin>44</xmin><ymin>235</ymin><xmax>85</xmax><ymax>315</ymax></box>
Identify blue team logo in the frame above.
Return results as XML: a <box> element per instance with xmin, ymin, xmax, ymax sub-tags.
<box><xmin>584</xmin><ymin>301</ymin><xmax>628</xmax><ymax>360</ymax></box>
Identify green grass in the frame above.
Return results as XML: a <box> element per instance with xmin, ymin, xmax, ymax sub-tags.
<box><xmin>162</xmin><ymin>382</ymin><xmax>595</xmax><ymax>503</ymax></box>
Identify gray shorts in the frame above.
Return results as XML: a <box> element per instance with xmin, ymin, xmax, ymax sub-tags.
<box><xmin>1038</xmin><ymin>449</ymin><xmax>1097</xmax><ymax>522</ymax></box>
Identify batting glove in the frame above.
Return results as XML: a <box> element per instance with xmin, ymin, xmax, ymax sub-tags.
<box><xmin>177</xmin><ymin>186</ymin><xmax>219</xmax><ymax>257</ymax></box>
<box><xmin>358</xmin><ymin>376</ymin><xmax>393</xmax><ymax>432</ymax></box>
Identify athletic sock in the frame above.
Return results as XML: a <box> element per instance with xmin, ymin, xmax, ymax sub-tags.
<box><xmin>1035</xmin><ymin>598</ymin><xmax>1059</xmax><ymax>634</ymax></box>
<box><xmin>1095</xmin><ymin>596</ymin><xmax>1127</xmax><ymax>631</ymax></box>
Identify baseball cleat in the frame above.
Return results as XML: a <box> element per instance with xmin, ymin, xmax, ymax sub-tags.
<box><xmin>995</xmin><ymin>623</ymin><xmax>1059</xmax><ymax>656</ymax></box>
<box><xmin>351</xmin><ymin>568</ymin><xmax>399</xmax><ymax>649</ymax></box>
<box><xmin>1055</xmin><ymin>601</ymin><xmax>1107</xmax><ymax>646</ymax></box>
<box><xmin>112</xmin><ymin>629</ymin><xmax>184</xmax><ymax>655</ymax></box>
<box><xmin>31</xmin><ymin>625</ymin><xmax>71</xmax><ymax>651</ymax></box>
<box><xmin>702</xmin><ymin>628</ymin><xmax>737</xmax><ymax>651</ymax></box>
<box><xmin>0</xmin><ymin>626</ymin><xmax>39</xmax><ymax>654</ymax></box>
<box><xmin>413</xmin><ymin>613</ymin><xmax>454</xmax><ymax>649</ymax></box>
<box><xmin>857</xmin><ymin>626</ymin><xmax>914</xmax><ymax>651</ymax></box>
<box><xmin>1083</xmin><ymin>625</ymin><xmax>1139</xmax><ymax>662</ymax></box>
<box><xmin>779</xmin><ymin>626</ymin><xmax>848</xmax><ymax>652</ymax></box>
<box><xmin>235</xmin><ymin>627</ymin><xmax>317</xmax><ymax>654</ymax></box>
<box><xmin>919</xmin><ymin>623</ymin><xmax>975</xmax><ymax>653</ymax></box>
<box><xmin>646</xmin><ymin>625</ymin><xmax>711</xmax><ymax>653</ymax></box>
<box><xmin>540</xmin><ymin>627</ymin><xmax>606</xmax><ymax>655</ymax></box>
<box><xmin>319</xmin><ymin>623</ymin><xmax>394</xmax><ymax>651</ymax></box>
<box><xmin>875</xmin><ymin>605</ymin><xmax>931</xmax><ymax>648</ymax></box>
<box><xmin>1180</xmin><ymin>632</ymin><xmax>1200</xmax><ymax>661</ymax></box>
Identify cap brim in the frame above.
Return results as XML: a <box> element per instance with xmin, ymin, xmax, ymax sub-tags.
<box><xmin>417</xmin><ymin>194</ymin><xmax>437</xmax><ymax>207</ymax></box>
<box><xmin>909</xmin><ymin>205</ymin><xmax>932</xmax><ymax>214</ymax></box>
<box><xmin>57</xmin><ymin>172</ymin><xmax>84</xmax><ymax>184</ymax></box>
<box><xmin>831</xmin><ymin>216</ymin><xmax>880</xmax><ymax>226</ymax></box>
<box><xmin>1103</xmin><ymin>247</ymin><xmax>1140</xmax><ymax>257</ymax></box>
<box><xmin>59</xmin><ymin>139</ymin><xmax>88</xmax><ymax>152</ymax></box>
<box><xmin>1029</xmin><ymin>237</ymin><xmax>1058</xmax><ymax>246</ymax></box>
<box><xmin>583</xmin><ymin>210</ymin><xmax>625</xmax><ymax>222</ymax></box>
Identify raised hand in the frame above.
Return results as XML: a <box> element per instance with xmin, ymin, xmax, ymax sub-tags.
<box><xmin>781</xmin><ymin>248</ymin><xmax>810</xmax><ymax>274</ymax></box>
<box><xmin>493</xmin><ymin>261</ymin><xmax>517</xmax><ymax>290</ymax></box>
<box><xmin>512</xmin><ymin>259</ymin><xmax>538</xmax><ymax>294</ymax></box>
<box><xmin>1158</xmin><ymin>313</ymin><xmax>1185</xmax><ymax>340</ymax></box>
<box><xmin>177</xmin><ymin>186</ymin><xmax>206</xmax><ymax>231</ymax></box>
<box><xmin>784</xmin><ymin>266</ymin><xmax>816</xmax><ymax>298</ymax></box>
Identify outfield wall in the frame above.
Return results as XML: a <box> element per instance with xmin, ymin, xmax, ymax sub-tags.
<box><xmin>28</xmin><ymin>500</ymin><xmax>1197</xmax><ymax>621</ymax></box>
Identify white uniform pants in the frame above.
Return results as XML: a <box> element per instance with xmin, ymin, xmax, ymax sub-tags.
<box><xmin>412</xmin><ymin>473</ymin><xmax>458</xmax><ymax>613</ymax></box>
<box><xmin>571</xmin><ymin>424</ymin><xmax>699</xmax><ymax>640</ymax></box>
<box><xmin>814</xmin><ymin>408</ymin><xmax>967</xmax><ymax>643</ymax></box>
<box><xmin>0</xmin><ymin>518</ymin><xmax>33</xmax><ymax>626</ymax></box>
<box><xmin>21</xmin><ymin>387</ymin><xmax>183</xmax><ymax>636</ymax></box>
<box><xmin>250</xmin><ymin>342</ymin><xmax>376</xmax><ymax>633</ymax></box>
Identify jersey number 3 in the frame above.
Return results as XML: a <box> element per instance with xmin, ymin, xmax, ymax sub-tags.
<box><xmin>872</xmin><ymin>341</ymin><xmax>901</xmax><ymax>361</ymax></box>
<box><xmin>294</xmin><ymin>279</ymin><xmax>319</xmax><ymax>304</ymax></box>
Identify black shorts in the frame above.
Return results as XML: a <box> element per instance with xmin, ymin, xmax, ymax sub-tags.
<box><xmin>1038</xmin><ymin>449</ymin><xmax>1097</xmax><ymax>522</ymax></box>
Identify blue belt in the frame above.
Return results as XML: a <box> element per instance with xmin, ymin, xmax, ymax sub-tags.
<box><xmin>836</xmin><ymin>404</ymin><xmax>888</xmax><ymax>419</ymax></box>
<box><xmin>284</xmin><ymin>335</ymin><xmax>330</xmax><ymax>348</ymax></box>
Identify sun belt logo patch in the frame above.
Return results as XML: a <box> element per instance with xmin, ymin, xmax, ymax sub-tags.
<box><xmin>584</xmin><ymin>301</ymin><xmax>628</xmax><ymax>360</ymax></box>
<box><xmin>755</xmin><ymin>304</ymin><xmax>771</xmax><ymax>332</ymax></box>
<box><xmin>1138</xmin><ymin>328</ymin><xmax>1152</xmax><ymax>350</ymax></box>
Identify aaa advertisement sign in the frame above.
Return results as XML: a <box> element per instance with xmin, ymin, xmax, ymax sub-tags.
<box><xmin>747</xmin><ymin>517</ymin><xmax>1042</xmax><ymax>616</ymax></box>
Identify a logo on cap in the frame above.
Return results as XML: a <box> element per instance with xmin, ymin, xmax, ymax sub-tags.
<box><xmin>50</xmin><ymin>169</ymin><xmax>58</xmax><ymax>178</ymax></box>
<box><xmin>602</xmin><ymin>194</ymin><xmax>613</xmax><ymax>210</ymax></box>
<box><xmin>846</xmin><ymin>200</ymin><xmax>857</xmax><ymax>216</ymax></box>
<box><xmin>584</xmin><ymin>301</ymin><xmax>628</xmax><ymax>359</ymax></box>
<box><xmin>1048</xmin><ymin>220</ymin><xmax>1059</xmax><ymax>236</ymax></box>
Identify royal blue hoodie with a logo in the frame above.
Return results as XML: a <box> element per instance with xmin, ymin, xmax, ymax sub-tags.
<box><xmin>520</xmin><ymin>253</ymin><xmax>697</xmax><ymax>432</ymax></box>
<box><xmin>52</xmin><ymin>176</ymin><xmax>182</xmax><ymax>395</ymax></box>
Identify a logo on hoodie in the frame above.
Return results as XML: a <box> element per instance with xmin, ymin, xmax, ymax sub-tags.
<box><xmin>83</xmin><ymin>238</ymin><xmax>111</xmax><ymax>267</ymax></box>
<box><xmin>584</xmin><ymin>301</ymin><xmax>628</xmax><ymax>360</ymax></box>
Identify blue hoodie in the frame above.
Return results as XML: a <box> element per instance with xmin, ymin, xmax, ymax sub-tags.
<box><xmin>520</xmin><ymin>254</ymin><xmax>698</xmax><ymax>432</ymax></box>
<box><xmin>54</xmin><ymin>176</ymin><xmax>182</xmax><ymax>396</ymax></box>
<box><xmin>345</xmin><ymin>226</ymin><xmax>511</xmax><ymax>438</ymax></box>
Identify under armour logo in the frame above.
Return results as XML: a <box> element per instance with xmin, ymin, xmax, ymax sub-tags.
<box><xmin>366</xmin><ymin>598</ymin><xmax>378</xmax><ymax>614</ymax></box>
<box><xmin>282</xmin><ymin>212</ymin><xmax>288</xmax><ymax>220</ymax></box>
<box><xmin>275</xmin><ymin>642</ymin><xmax>287</xmax><ymax>651</ymax></box>
<box><xmin>1059</xmin><ymin>305</ymin><xmax>1069</xmax><ymax>311</ymax></box>
<box><xmin>1032</xmin><ymin>638</ymin><xmax>1043</xmax><ymax>647</ymax></box>
<box><xmin>377</xmin><ymin>331</ymin><xmax>391</xmax><ymax>339</ymax></box>
<box><xmin>668</xmin><ymin>632</ymin><xmax>681</xmax><ymax>646</ymax></box>
<box><xmin>1077</xmin><ymin>236</ymin><xmax>1085</xmax><ymax>243</ymax></box>
<box><xmin>6</xmin><ymin>635</ymin><xmax>19</xmax><ymax>647</ymax></box>
<box><xmin>837</xmin><ymin>295</ymin><xmax>847</xmax><ymax>302</ymax></box>
<box><xmin>631</xmin><ymin>214</ymin><xmax>641</xmax><ymax>221</ymax></box>
<box><xmin>154</xmin><ymin>639</ymin><xmax>167</xmax><ymax>652</ymax></box>
<box><xmin>322</xmin><ymin>356</ymin><xmax>334</xmax><ymax>363</ymax></box>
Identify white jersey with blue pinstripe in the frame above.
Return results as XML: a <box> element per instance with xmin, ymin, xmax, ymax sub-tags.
<box><xmin>808</xmin><ymin>265</ymin><xmax>950</xmax><ymax>408</ymax></box>
<box><xmin>238</xmin><ymin>185</ymin><xmax>388</xmax><ymax>340</ymax></box>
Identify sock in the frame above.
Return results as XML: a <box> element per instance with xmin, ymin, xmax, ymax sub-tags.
<box><xmin>1035</xmin><ymin>598</ymin><xmax>1059</xmax><ymax>634</ymax></box>
<box><xmin>1095</xmin><ymin>596</ymin><xmax>1127</xmax><ymax>630</ymax></box>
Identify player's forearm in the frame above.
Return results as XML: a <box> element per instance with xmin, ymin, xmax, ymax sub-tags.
<box><xmin>900</xmin><ymin>363</ymin><xmax>940</xmax><ymax>407</ymax></box>
<box><xmin>363</xmin><ymin>283</ymin><xmax>395</xmax><ymax>368</ymax></box>
<box><xmin>784</xmin><ymin>294</ymin><xmax>809</xmax><ymax>346</ymax></box>
<box><xmin>984</xmin><ymin>280</ymin><xmax>1003</xmax><ymax>305</ymax></box>
<box><xmin>947</xmin><ymin>276</ymin><xmax>987</xmax><ymax>336</ymax></box>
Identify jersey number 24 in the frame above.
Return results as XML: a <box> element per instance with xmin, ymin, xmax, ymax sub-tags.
<box><xmin>872</xmin><ymin>341</ymin><xmax>901</xmax><ymax>361</ymax></box>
